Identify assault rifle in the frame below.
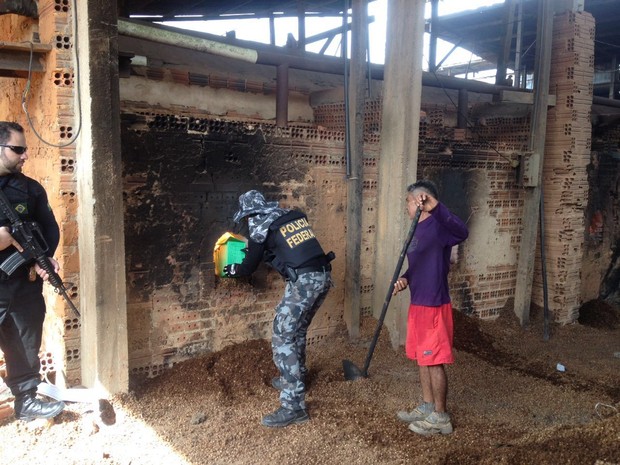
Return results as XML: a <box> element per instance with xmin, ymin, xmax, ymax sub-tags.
<box><xmin>0</xmin><ymin>188</ymin><xmax>80</xmax><ymax>317</ymax></box>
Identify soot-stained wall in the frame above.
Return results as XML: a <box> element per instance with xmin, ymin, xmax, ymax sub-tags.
<box><xmin>584</xmin><ymin>124</ymin><xmax>620</xmax><ymax>305</ymax></box>
<box><xmin>121</xmin><ymin>112</ymin><xmax>353</xmax><ymax>376</ymax></box>
<box><xmin>119</xmin><ymin>15</ymin><xmax>608</xmax><ymax>376</ymax></box>
<box><xmin>119</xmin><ymin>77</ymin><xmax>537</xmax><ymax>378</ymax></box>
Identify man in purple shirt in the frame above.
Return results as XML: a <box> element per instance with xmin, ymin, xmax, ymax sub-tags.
<box><xmin>392</xmin><ymin>179</ymin><xmax>469</xmax><ymax>435</ymax></box>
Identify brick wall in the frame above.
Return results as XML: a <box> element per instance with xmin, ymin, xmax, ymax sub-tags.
<box><xmin>532</xmin><ymin>11</ymin><xmax>595</xmax><ymax>323</ymax></box>
<box><xmin>1</xmin><ymin>5</ymin><xmax>612</xmax><ymax>386</ymax></box>
<box><xmin>417</xmin><ymin>104</ymin><xmax>530</xmax><ymax>319</ymax></box>
<box><xmin>120</xmin><ymin>107</ymin><xmax>368</xmax><ymax>376</ymax></box>
<box><xmin>119</xmin><ymin>80</ymin><xmax>538</xmax><ymax>380</ymax></box>
<box><xmin>0</xmin><ymin>0</ymin><xmax>80</xmax><ymax>385</ymax></box>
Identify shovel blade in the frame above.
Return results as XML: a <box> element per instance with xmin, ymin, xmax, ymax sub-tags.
<box><xmin>342</xmin><ymin>359</ymin><xmax>366</xmax><ymax>381</ymax></box>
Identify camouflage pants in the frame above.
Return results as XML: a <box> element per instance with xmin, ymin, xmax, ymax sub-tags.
<box><xmin>272</xmin><ymin>270</ymin><xmax>332</xmax><ymax>411</ymax></box>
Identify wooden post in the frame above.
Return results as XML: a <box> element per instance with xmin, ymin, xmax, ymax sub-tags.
<box><xmin>76</xmin><ymin>0</ymin><xmax>129</xmax><ymax>394</ymax></box>
<box><xmin>513</xmin><ymin>0</ymin><xmax>554</xmax><ymax>326</ymax></box>
<box><xmin>374</xmin><ymin>0</ymin><xmax>425</xmax><ymax>347</ymax></box>
<box><xmin>344</xmin><ymin>0</ymin><xmax>367</xmax><ymax>338</ymax></box>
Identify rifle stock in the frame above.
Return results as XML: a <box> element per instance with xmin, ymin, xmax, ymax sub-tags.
<box><xmin>0</xmin><ymin>188</ymin><xmax>80</xmax><ymax>317</ymax></box>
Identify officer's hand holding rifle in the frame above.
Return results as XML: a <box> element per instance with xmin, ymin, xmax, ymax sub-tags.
<box><xmin>0</xmin><ymin>225</ymin><xmax>22</xmax><ymax>252</ymax></box>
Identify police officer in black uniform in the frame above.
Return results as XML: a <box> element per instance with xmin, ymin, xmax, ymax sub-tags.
<box><xmin>0</xmin><ymin>122</ymin><xmax>65</xmax><ymax>421</ymax></box>
<box><xmin>225</xmin><ymin>190</ymin><xmax>333</xmax><ymax>428</ymax></box>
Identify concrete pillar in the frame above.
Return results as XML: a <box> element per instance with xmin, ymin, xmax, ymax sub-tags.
<box><xmin>76</xmin><ymin>0</ymin><xmax>128</xmax><ymax>394</ymax></box>
<box><xmin>374</xmin><ymin>0</ymin><xmax>425</xmax><ymax>347</ymax></box>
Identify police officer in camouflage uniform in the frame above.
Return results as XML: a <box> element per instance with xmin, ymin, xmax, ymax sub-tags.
<box><xmin>225</xmin><ymin>190</ymin><xmax>333</xmax><ymax>428</ymax></box>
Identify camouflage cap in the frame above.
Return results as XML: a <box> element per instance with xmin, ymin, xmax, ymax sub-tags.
<box><xmin>233</xmin><ymin>190</ymin><xmax>279</xmax><ymax>223</ymax></box>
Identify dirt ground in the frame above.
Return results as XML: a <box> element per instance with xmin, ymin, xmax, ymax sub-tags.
<box><xmin>0</xmin><ymin>299</ymin><xmax>619</xmax><ymax>465</ymax></box>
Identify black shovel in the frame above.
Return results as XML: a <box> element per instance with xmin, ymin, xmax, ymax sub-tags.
<box><xmin>343</xmin><ymin>207</ymin><xmax>422</xmax><ymax>380</ymax></box>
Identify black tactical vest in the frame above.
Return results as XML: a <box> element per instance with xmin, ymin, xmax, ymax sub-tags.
<box><xmin>267</xmin><ymin>210</ymin><xmax>326</xmax><ymax>274</ymax></box>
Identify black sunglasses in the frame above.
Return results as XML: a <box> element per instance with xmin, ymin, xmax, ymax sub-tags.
<box><xmin>0</xmin><ymin>144</ymin><xmax>28</xmax><ymax>155</ymax></box>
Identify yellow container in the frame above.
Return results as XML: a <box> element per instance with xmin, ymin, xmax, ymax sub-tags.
<box><xmin>213</xmin><ymin>232</ymin><xmax>247</xmax><ymax>277</ymax></box>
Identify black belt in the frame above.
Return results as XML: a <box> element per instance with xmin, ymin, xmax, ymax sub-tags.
<box><xmin>296</xmin><ymin>264</ymin><xmax>331</xmax><ymax>275</ymax></box>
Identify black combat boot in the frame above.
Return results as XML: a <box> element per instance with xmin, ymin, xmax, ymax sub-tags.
<box><xmin>261</xmin><ymin>406</ymin><xmax>309</xmax><ymax>427</ymax></box>
<box><xmin>14</xmin><ymin>389</ymin><xmax>65</xmax><ymax>421</ymax></box>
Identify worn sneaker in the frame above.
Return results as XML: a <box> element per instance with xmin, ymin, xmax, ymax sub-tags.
<box><xmin>408</xmin><ymin>411</ymin><xmax>453</xmax><ymax>435</ymax></box>
<box><xmin>261</xmin><ymin>407</ymin><xmax>309</xmax><ymax>427</ymax></box>
<box><xmin>396</xmin><ymin>402</ymin><xmax>434</xmax><ymax>423</ymax></box>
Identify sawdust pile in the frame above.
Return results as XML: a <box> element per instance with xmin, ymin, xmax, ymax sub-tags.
<box><xmin>0</xmin><ymin>299</ymin><xmax>619</xmax><ymax>465</ymax></box>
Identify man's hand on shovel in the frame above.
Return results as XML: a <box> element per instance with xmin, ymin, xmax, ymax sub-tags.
<box><xmin>392</xmin><ymin>277</ymin><xmax>408</xmax><ymax>296</ymax></box>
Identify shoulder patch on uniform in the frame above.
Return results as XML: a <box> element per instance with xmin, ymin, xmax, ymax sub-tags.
<box><xmin>14</xmin><ymin>203</ymin><xmax>28</xmax><ymax>214</ymax></box>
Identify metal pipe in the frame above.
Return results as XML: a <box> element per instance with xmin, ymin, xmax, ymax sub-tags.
<box><xmin>343</xmin><ymin>0</ymin><xmax>351</xmax><ymax>177</ymax></box>
<box><xmin>457</xmin><ymin>88</ymin><xmax>468</xmax><ymax>129</ymax></box>
<box><xmin>269</xmin><ymin>15</ymin><xmax>275</xmax><ymax>46</ymax></box>
<box><xmin>496</xmin><ymin>0</ymin><xmax>516</xmax><ymax>86</ymax></box>
<box><xmin>343</xmin><ymin>0</ymin><xmax>367</xmax><ymax>342</ymax></box>
<box><xmin>435</xmin><ymin>40</ymin><xmax>463</xmax><ymax>71</ymax></box>
<box><xmin>609</xmin><ymin>56</ymin><xmax>617</xmax><ymax>100</ymax></box>
<box><xmin>297</xmin><ymin>1</ymin><xmax>306</xmax><ymax>50</ymax></box>
<box><xmin>421</xmin><ymin>72</ymin><xmax>522</xmax><ymax>95</ymax></box>
<box><xmin>117</xmin><ymin>18</ymin><xmax>259</xmax><ymax>63</ymax></box>
<box><xmin>276</xmin><ymin>64</ymin><xmax>289</xmax><ymax>127</ymax></box>
<box><xmin>429</xmin><ymin>0</ymin><xmax>439</xmax><ymax>72</ymax></box>
<box><xmin>118</xmin><ymin>18</ymin><xmax>535</xmax><ymax>97</ymax></box>
<box><xmin>366</xmin><ymin>8</ymin><xmax>372</xmax><ymax>99</ymax></box>
<box><xmin>514</xmin><ymin>0</ymin><xmax>523</xmax><ymax>88</ymax></box>
<box><xmin>593</xmin><ymin>96</ymin><xmax>620</xmax><ymax>108</ymax></box>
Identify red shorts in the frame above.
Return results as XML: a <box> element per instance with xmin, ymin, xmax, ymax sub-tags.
<box><xmin>405</xmin><ymin>303</ymin><xmax>454</xmax><ymax>366</ymax></box>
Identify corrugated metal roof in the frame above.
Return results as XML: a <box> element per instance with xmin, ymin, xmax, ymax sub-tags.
<box><xmin>430</xmin><ymin>0</ymin><xmax>620</xmax><ymax>73</ymax></box>
<box><xmin>125</xmin><ymin>0</ymin><xmax>351</xmax><ymax>20</ymax></box>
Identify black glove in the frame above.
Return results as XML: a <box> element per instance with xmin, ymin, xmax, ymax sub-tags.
<box><xmin>223</xmin><ymin>264</ymin><xmax>239</xmax><ymax>277</ymax></box>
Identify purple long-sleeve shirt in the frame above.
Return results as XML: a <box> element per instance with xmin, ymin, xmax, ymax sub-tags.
<box><xmin>401</xmin><ymin>202</ymin><xmax>469</xmax><ymax>307</ymax></box>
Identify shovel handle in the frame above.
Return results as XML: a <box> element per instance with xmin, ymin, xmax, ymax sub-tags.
<box><xmin>361</xmin><ymin>207</ymin><xmax>421</xmax><ymax>376</ymax></box>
